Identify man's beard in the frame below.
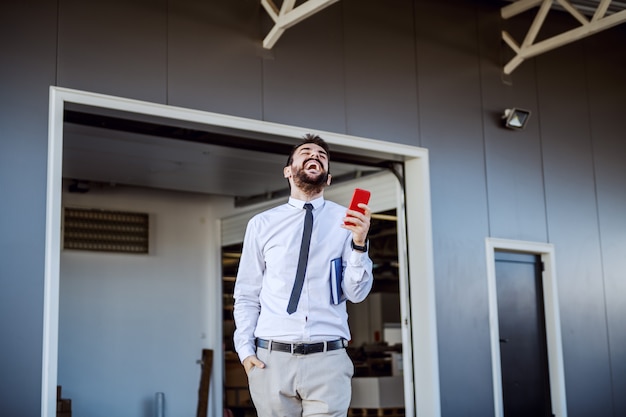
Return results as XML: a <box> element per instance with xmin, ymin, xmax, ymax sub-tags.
<box><xmin>292</xmin><ymin>162</ymin><xmax>329</xmax><ymax>195</ymax></box>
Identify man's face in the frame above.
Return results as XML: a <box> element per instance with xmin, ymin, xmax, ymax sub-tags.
<box><xmin>285</xmin><ymin>143</ymin><xmax>331</xmax><ymax>194</ymax></box>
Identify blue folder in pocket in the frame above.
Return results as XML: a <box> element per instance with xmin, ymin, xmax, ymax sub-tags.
<box><xmin>330</xmin><ymin>257</ymin><xmax>344</xmax><ymax>304</ymax></box>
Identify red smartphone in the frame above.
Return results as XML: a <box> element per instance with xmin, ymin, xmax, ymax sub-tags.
<box><xmin>344</xmin><ymin>188</ymin><xmax>371</xmax><ymax>225</ymax></box>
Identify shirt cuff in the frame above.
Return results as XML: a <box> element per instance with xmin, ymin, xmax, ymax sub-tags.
<box><xmin>348</xmin><ymin>249</ymin><xmax>367</xmax><ymax>265</ymax></box>
<box><xmin>237</xmin><ymin>344</ymin><xmax>257</xmax><ymax>363</ymax></box>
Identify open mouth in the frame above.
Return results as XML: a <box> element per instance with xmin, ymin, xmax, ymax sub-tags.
<box><xmin>304</xmin><ymin>159</ymin><xmax>321</xmax><ymax>172</ymax></box>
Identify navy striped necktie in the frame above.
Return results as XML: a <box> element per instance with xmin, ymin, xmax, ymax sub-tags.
<box><xmin>287</xmin><ymin>203</ymin><xmax>314</xmax><ymax>314</ymax></box>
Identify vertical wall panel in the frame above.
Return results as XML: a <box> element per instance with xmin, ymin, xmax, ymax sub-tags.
<box><xmin>415</xmin><ymin>1</ymin><xmax>493</xmax><ymax>415</ymax></box>
<box><xmin>261</xmin><ymin>5</ymin><xmax>346</xmax><ymax>132</ymax></box>
<box><xmin>479</xmin><ymin>3</ymin><xmax>549</xmax><ymax>242</ymax></box>
<box><xmin>586</xmin><ymin>26</ymin><xmax>626</xmax><ymax>417</ymax></box>
<box><xmin>167</xmin><ymin>0</ymin><xmax>264</xmax><ymax>119</ymax></box>
<box><xmin>57</xmin><ymin>0</ymin><xmax>168</xmax><ymax>103</ymax></box>
<box><xmin>342</xmin><ymin>0</ymin><xmax>419</xmax><ymax>146</ymax></box>
<box><xmin>0</xmin><ymin>1</ymin><xmax>58</xmax><ymax>415</ymax></box>
<box><xmin>536</xmin><ymin>25</ymin><xmax>613</xmax><ymax>417</ymax></box>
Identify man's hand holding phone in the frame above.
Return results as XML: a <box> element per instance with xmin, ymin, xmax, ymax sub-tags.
<box><xmin>343</xmin><ymin>188</ymin><xmax>371</xmax><ymax>247</ymax></box>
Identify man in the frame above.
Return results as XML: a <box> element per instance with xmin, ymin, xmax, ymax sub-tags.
<box><xmin>233</xmin><ymin>133</ymin><xmax>373</xmax><ymax>417</ymax></box>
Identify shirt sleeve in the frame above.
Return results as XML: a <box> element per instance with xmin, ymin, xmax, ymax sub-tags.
<box><xmin>340</xmin><ymin>240</ymin><xmax>374</xmax><ymax>303</ymax></box>
<box><xmin>233</xmin><ymin>218</ymin><xmax>264</xmax><ymax>362</ymax></box>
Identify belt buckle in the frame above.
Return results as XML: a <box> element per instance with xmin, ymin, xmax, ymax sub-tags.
<box><xmin>292</xmin><ymin>343</ymin><xmax>305</xmax><ymax>355</ymax></box>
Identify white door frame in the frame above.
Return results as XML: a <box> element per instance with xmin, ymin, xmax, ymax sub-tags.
<box><xmin>43</xmin><ymin>86</ymin><xmax>440</xmax><ymax>417</ymax></box>
<box><xmin>485</xmin><ymin>238</ymin><xmax>567</xmax><ymax>417</ymax></box>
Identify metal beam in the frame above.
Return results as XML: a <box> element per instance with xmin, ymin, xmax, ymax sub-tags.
<box><xmin>502</xmin><ymin>0</ymin><xmax>626</xmax><ymax>74</ymax></box>
<box><xmin>501</xmin><ymin>0</ymin><xmax>545</xmax><ymax>19</ymax></box>
<box><xmin>262</xmin><ymin>0</ymin><xmax>340</xmax><ymax>49</ymax></box>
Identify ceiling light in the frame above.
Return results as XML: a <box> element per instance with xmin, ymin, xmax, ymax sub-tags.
<box><xmin>503</xmin><ymin>108</ymin><xmax>531</xmax><ymax>130</ymax></box>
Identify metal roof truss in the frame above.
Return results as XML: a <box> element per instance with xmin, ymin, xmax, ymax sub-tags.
<box><xmin>502</xmin><ymin>0</ymin><xmax>626</xmax><ymax>74</ymax></box>
<box><xmin>261</xmin><ymin>0</ymin><xmax>339</xmax><ymax>49</ymax></box>
<box><xmin>258</xmin><ymin>0</ymin><xmax>626</xmax><ymax>75</ymax></box>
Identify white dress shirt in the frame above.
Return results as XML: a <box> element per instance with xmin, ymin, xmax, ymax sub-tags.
<box><xmin>233</xmin><ymin>196</ymin><xmax>373</xmax><ymax>362</ymax></box>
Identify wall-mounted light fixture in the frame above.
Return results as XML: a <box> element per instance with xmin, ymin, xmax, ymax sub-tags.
<box><xmin>503</xmin><ymin>108</ymin><xmax>531</xmax><ymax>130</ymax></box>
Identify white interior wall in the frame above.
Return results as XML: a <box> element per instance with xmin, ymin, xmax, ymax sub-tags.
<box><xmin>58</xmin><ymin>184</ymin><xmax>232</xmax><ymax>417</ymax></box>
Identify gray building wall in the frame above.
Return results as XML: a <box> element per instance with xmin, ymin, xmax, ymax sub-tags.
<box><xmin>1</xmin><ymin>0</ymin><xmax>58</xmax><ymax>414</ymax></box>
<box><xmin>1</xmin><ymin>0</ymin><xmax>625</xmax><ymax>416</ymax></box>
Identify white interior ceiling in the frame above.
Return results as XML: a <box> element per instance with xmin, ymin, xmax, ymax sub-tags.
<box><xmin>63</xmin><ymin>123</ymin><xmax>290</xmax><ymax>197</ymax></box>
<box><xmin>62</xmin><ymin>112</ymin><xmax>384</xmax><ymax>203</ymax></box>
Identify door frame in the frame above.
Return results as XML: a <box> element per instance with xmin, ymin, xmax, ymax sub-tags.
<box><xmin>485</xmin><ymin>238</ymin><xmax>567</xmax><ymax>417</ymax></box>
<box><xmin>43</xmin><ymin>86</ymin><xmax>440</xmax><ymax>417</ymax></box>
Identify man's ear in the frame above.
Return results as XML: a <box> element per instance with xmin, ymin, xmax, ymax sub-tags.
<box><xmin>326</xmin><ymin>174</ymin><xmax>332</xmax><ymax>186</ymax></box>
<box><xmin>283</xmin><ymin>166</ymin><xmax>291</xmax><ymax>178</ymax></box>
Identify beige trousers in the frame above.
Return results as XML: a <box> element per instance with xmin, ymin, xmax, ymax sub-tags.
<box><xmin>248</xmin><ymin>345</ymin><xmax>354</xmax><ymax>417</ymax></box>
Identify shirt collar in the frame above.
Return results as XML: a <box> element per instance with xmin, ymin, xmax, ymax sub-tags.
<box><xmin>288</xmin><ymin>196</ymin><xmax>324</xmax><ymax>210</ymax></box>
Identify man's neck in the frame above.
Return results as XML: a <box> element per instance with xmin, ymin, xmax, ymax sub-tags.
<box><xmin>291</xmin><ymin>188</ymin><xmax>324</xmax><ymax>202</ymax></box>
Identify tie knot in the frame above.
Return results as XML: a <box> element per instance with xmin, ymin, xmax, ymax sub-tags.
<box><xmin>304</xmin><ymin>203</ymin><xmax>313</xmax><ymax>211</ymax></box>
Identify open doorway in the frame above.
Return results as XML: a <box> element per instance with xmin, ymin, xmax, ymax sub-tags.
<box><xmin>44</xmin><ymin>87</ymin><xmax>438</xmax><ymax>417</ymax></box>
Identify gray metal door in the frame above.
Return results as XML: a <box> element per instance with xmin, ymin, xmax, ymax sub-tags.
<box><xmin>495</xmin><ymin>251</ymin><xmax>553</xmax><ymax>417</ymax></box>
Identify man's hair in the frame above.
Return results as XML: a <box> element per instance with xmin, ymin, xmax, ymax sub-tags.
<box><xmin>285</xmin><ymin>133</ymin><xmax>330</xmax><ymax>167</ymax></box>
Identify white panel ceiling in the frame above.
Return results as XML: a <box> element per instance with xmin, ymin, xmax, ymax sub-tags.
<box><xmin>62</xmin><ymin>120</ymin><xmax>383</xmax><ymax>202</ymax></box>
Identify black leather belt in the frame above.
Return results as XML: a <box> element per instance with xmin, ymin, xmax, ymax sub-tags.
<box><xmin>256</xmin><ymin>338</ymin><xmax>347</xmax><ymax>355</ymax></box>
